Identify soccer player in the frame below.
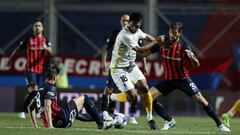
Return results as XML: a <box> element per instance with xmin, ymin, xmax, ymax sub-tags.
<box><xmin>27</xmin><ymin>65</ymin><xmax>115</xmax><ymax>129</ymax></box>
<box><xmin>108</xmin><ymin>12</ymin><xmax>158</xmax><ymax>129</ymax></box>
<box><xmin>221</xmin><ymin>98</ymin><xmax>240</xmax><ymax>127</ymax></box>
<box><xmin>101</xmin><ymin>14</ymin><xmax>144</xmax><ymax>124</ymax></box>
<box><xmin>8</xmin><ymin>19</ymin><xmax>52</xmax><ymax>119</ymax></box>
<box><xmin>141</xmin><ymin>22</ymin><xmax>230</xmax><ymax>132</ymax></box>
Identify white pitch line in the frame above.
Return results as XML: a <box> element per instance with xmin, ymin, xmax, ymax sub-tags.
<box><xmin>1</xmin><ymin>126</ymin><xmax>220</xmax><ymax>135</ymax></box>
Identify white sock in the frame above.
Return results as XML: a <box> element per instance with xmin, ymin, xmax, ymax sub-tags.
<box><xmin>147</xmin><ymin>113</ymin><xmax>153</xmax><ymax>121</ymax></box>
<box><xmin>110</xmin><ymin>93</ymin><xmax>117</xmax><ymax>101</ymax></box>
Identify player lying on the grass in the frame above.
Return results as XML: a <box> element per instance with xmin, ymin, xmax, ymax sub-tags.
<box><xmin>27</xmin><ymin>65</ymin><xmax>115</xmax><ymax>129</ymax></box>
<box><xmin>139</xmin><ymin>22</ymin><xmax>230</xmax><ymax>132</ymax></box>
<box><xmin>221</xmin><ymin>98</ymin><xmax>240</xmax><ymax>127</ymax></box>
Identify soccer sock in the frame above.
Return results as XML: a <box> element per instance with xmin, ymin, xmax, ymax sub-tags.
<box><xmin>153</xmin><ymin>100</ymin><xmax>172</xmax><ymax>121</ymax></box>
<box><xmin>101</xmin><ymin>94</ymin><xmax>108</xmax><ymax>112</ymax></box>
<box><xmin>83</xmin><ymin>95</ymin><xmax>103</xmax><ymax>127</ymax></box>
<box><xmin>142</xmin><ymin>92</ymin><xmax>153</xmax><ymax>121</ymax></box>
<box><xmin>76</xmin><ymin>113</ymin><xmax>94</xmax><ymax>122</ymax></box>
<box><xmin>229</xmin><ymin>99</ymin><xmax>240</xmax><ymax>116</ymax></box>
<box><xmin>110</xmin><ymin>93</ymin><xmax>128</xmax><ymax>102</ymax></box>
<box><xmin>202</xmin><ymin>104</ymin><xmax>222</xmax><ymax>126</ymax></box>
<box><xmin>130</xmin><ymin>100</ymin><xmax>138</xmax><ymax>117</ymax></box>
<box><xmin>108</xmin><ymin>99</ymin><xmax>116</xmax><ymax>115</ymax></box>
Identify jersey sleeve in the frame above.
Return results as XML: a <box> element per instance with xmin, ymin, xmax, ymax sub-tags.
<box><xmin>19</xmin><ymin>39</ymin><xmax>27</xmax><ymax>50</ymax></box>
<box><xmin>105</xmin><ymin>30</ymin><xmax>120</xmax><ymax>49</ymax></box>
<box><xmin>122</xmin><ymin>34</ymin><xmax>138</xmax><ymax>48</ymax></box>
<box><xmin>45</xmin><ymin>39</ymin><xmax>52</xmax><ymax>47</ymax></box>
<box><xmin>138</xmin><ymin>29</ymin><xmax>147</xmax><ymax>39</ymax></box>
<box><xmin>44</xmin><ymin>85</ymin><xmax>57</xmax><ymax>100</ymax></box>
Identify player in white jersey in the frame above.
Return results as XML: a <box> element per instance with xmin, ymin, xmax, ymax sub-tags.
<box><xmin>109</xmin><ymin>12</ymin><xmax>158</xmax><ymax>129</ymax></box>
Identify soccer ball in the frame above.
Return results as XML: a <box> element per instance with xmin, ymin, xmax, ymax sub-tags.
<box><xmin>113</xmin><ymin>113</ymin><xmax>127</xmax><ymax>129</ymax></box>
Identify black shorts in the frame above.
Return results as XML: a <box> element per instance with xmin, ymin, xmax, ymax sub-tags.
<box><xmin>106</xmin><ymin>70</ymin><xmax>118</xmax><ymax>90</ymax></box>
<box><xmin>154</xmin><ymin>78</ymin><xmax>200</xmax><ymax>97</ymax></box>
<box><xmin>53</xmin><ymin>100</ymin><xmax>78</xmax><ymax>128</ymax></box>
<box><xmin>25</xmin><ymin>71</ymin><xmax>45</xmax><ymax>87</ymax></box>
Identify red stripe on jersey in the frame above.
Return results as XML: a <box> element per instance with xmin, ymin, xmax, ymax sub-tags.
<box><xmin>161</xmin><ymin>39</ymin><xmax>189</xmax><ymax>80</ymax></box>
<box><xmin>41</xmin><ymin>100</ymin><xmax>61</xmax><ymax>128</ymax></box>
<box><xmin>171</xmin><ymin>44</ymin><xmax>178</xmax><ymax>79</ymax></box>
<box><xmin>25</xmin><ymin>35</ymin><xmax>48</xmax><ymax>74</ymax></box>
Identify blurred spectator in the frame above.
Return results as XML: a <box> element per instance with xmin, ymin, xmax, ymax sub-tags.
<box><xmin>51</xmin><ymin>57</ymin><xmax>69</xmax><ymax>89</ymax></box>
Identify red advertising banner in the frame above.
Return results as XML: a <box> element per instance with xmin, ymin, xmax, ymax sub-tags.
<box><xmin>0</xmin><ymin>55</ymin><xmax>165</xmax><ymax>80</ymax></box>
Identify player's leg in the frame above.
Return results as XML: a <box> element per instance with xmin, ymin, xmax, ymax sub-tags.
<box><xmin>221</xmin><ymin>98</ymin><xmax>240</xmax><ymax>127</ymax></box>
<box><xmin>129</xmin><ymin>97</ymin><xmax>138</xmax><ymax>124</ymax></box>
<box><xmin>101</xmin><ymin>73</ymin><xmax>116</xmax><ymax>114</ymax></box>
<box><xmin>101</xmin><ymin>86</ymin><xmax>113</xmax><ymax>113</ymax></box>
<box><xmin>73</xmin><ymin>95</ymin><xmax>114</xmax><ymax>129</ymax></box>
<box><xmin>180</xmin><ymin>78</ymin><xmax>230</xmax><ymax>132</ymax></box>
<box><xmin>130</xmin><ymin>66</ymin><xmax>156</xmax><ymax>129</ymax></box>
<box><xmin>150</xmin><ymin>81</ymin><xmax>176</xmax><ymax>130</ymax></box>
<box><xmin>24</xmin><ymin>72</ymin><xmax>39</xmax><ymax>109</ymax></box>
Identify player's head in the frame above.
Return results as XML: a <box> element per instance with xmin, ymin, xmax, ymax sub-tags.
<box><xmin>120</xmin><ymin>14</ymin><xmax>130</xmax><ymax>28</ymax></box>
<box><xmin>45</xmin><ymin>64</ymin><xmax>60</xmax><ymax>82</ymax></box>
<box><xmin>169</xmin><ymin>22</ymin><xmax>183</xmax><ymax>41</ymax></box>
<box><xmin>128</xmin><ymin>12</ymin><xmax>142</xmax><ymax>33</ymax></box>
<box><xmin>33</xmin><ymin>19</ymin><xmax>44</xmax><ymax>36</ymax></box>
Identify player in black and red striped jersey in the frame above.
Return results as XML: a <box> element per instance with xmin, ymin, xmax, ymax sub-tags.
<box><xmin>27</xmin><ymin>64</ymin><xmax>115</xmax><ymax>129</ymax></box>
<box><xmin>8</xmin><ymin>19</ymin><xmax>52</xmax><ymax>118</ymax></box>
<box><xmin>141</xmin><ymin>22</ymin><xmax>230</xmax><ymax>132</ymax></box>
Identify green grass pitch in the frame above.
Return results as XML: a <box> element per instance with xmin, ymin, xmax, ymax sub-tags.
<box><xmin>0</xmin><ymin>113</ymin><xmax>239</xmax><ymax>135</ymax></box>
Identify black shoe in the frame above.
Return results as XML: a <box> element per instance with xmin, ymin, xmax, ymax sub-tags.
<box><xmin>148</xmin><ymin>120</ymin><xmax>157</xmax><ymax>130</ymax></box>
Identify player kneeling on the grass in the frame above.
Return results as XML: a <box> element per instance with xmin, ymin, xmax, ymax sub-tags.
<box><xmin>27</xmin><ymin>65</ymin><xmax>115</xmax><ymax>129</ymax></box>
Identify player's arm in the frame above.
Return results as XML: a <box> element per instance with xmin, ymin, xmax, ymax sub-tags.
<box><xmin>184</xmin><ymin>44</ymin><xmax>200</xmax><ymax>67</ymax></box>
<box><xmin>44</xmin><ymin>99</ymin><xmax>54</xmax><ymax>128</ymax></box>
<box><xmin>43</xmin><ymin>41</ymin><xmax>53</xmax><ymax>55</ymax></box>
<box><xmin>144</xmin><ymin>34</ymin><xmax>156</xmax><ymax>42</ymax></box>
<box><xmin>133</xmin><ymin>34</ymin><xmax>165</xmax><ymax>56</ymax></box>
<box><xmin>101</xmin><ymin>40</ymin><xmax>112</xmax><ymax>73</ymax></box>
<box><xmin>27</xmin><ymin>99</ymin><xmax>39</xmax><ymax>128</ymax></box>
<box><xmin>8</xmin><ymin>40</ymin><xmax>26</xmax><ymax>66</ymax></box>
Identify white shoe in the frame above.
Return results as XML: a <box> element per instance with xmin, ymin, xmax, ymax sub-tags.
<box><xmin>102</xmin><ymin>111</ymin><xmax>116</xmax><ymax>129</ymax></box>
<box><xmin>160</xmin><ymin>118</ymin><xmax>176</xmax><ymax>130</ymax></box>
<box><xmin>129</xmin><ymin>117</ymin><xmax>138</xmax><ymax>124</ymax></box>
<box><xmin>218</xmin><ymin>124</ymin><xmax>231</xmax><ymax>132</ymax></box>
<box><xmin>18</xmin><ymin>112</ymin><xmax>26</xmax><ymax>119</ymax></box>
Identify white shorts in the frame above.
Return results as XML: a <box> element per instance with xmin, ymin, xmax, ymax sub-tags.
<box><xmin>110</xmin><ymin>66</ymin><xmax>146</xmax><ymax>92</ymax></box>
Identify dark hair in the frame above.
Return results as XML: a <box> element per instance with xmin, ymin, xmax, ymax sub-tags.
<box><xmin>129</xmin><ymin>12</ymin><xmax>142</xmax><ymax>23</ymax></box>
<box><xmin>45</xmin><ymin>64</ymin><xmax>60</xmax><ymax>80</ymax></box>
<box><xmin>33</xmin><ymin>19</ymin><xmax>43</xmax><ymax>25</ymax></box>
<box><xmin>169</xmin><ymin>22</ymin><xmax>183</xmax><ymax>33</ymax></box>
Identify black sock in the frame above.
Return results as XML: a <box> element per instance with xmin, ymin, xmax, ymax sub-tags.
<box><xmin>153</xmin><ymin>100</ymin><xmax>172</xmax><ymax>121</ymax></box>
<box><xmin>202</xmin><ymin>104</ymin><xmax>222</xmax><ymax>126</ymax></box>
<box><xmin>76</xmin><ymin>113</ymin><xmax>94</xmax><ymax>122</ymax></box>
<box><xmin>23</xmin><ymin>91</ymin><xmax>38</xmax><ymax>110</ymax></box>
<box><xmin>130</xmin><ymin>100</ymin><xmax>138</xmax><ymax>117</ymax></box>
<box><xmin>84</xmin><ymin>95</ymin><xmax>103</xmax><ymax>128</ymax></box>
<box><xmin>108</xmin><ymin>99</ymin><xmax>116</xmax><ymax>115</ymax></box>
<box><xmin>101</xmin><ymin>94</ymin><xmax>108</xmax><ymax>112</ymax></box>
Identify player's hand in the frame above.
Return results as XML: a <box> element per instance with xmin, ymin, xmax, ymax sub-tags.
<box><xmin>185</xmin><ymin>50</ymin><xmax>200</xmax><ymax>67</ymax></box>
<box><xmin>155</xmin><ymin>35</ymin><xmax>165</xmax><ymax>45</ymax></box>
<box><xmin>42</xmin><ymin>43</ymin><xmax>48</xmax><ymax>50</ymax></box>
